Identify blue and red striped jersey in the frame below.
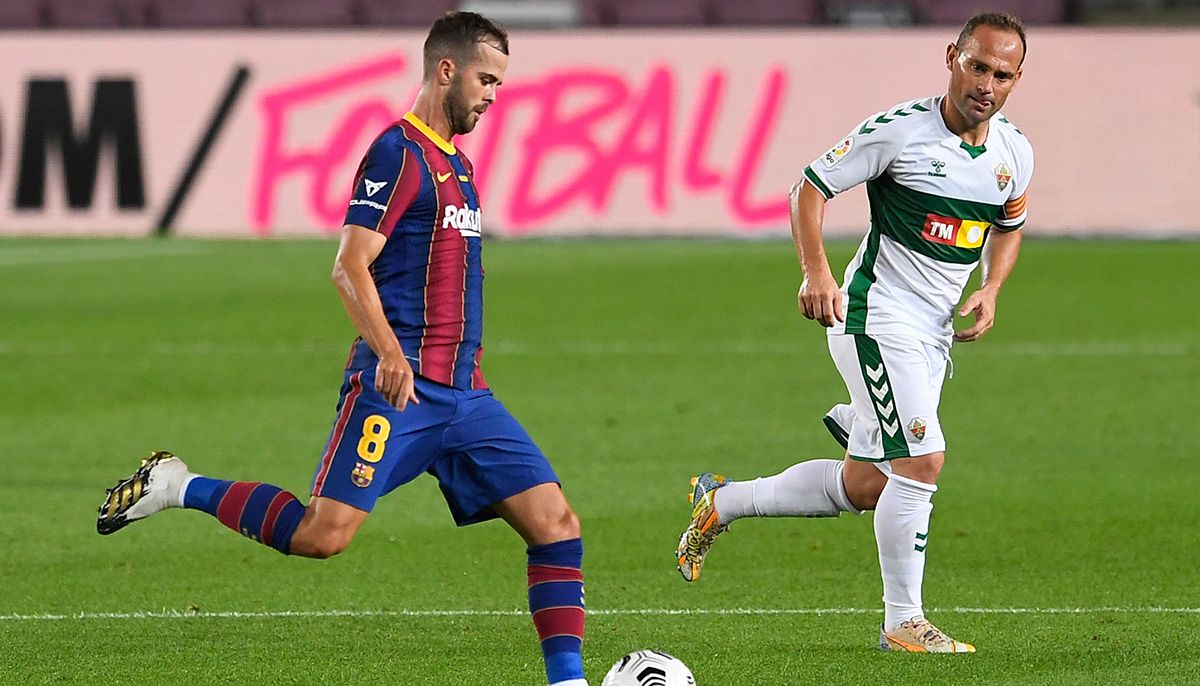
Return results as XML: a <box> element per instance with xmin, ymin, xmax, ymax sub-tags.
<box><xmin>342</xmin><ymin>112</ymin><xmax>486</xmax><ymax>390</ymax></box>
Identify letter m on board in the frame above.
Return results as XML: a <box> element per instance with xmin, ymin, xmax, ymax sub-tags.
<box><xmin>922</xmin><ymin>213</ymin><xmax>961</xmax><ymax>246</ymax></box>
<box><xmin>16</xmin><ymin>79</ymin><xmax>146</xmax><ymax>209</ymax></box>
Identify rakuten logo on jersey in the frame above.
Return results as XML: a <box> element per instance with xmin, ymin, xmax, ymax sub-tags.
<box><xmin>922</xmin><ymin>213</ymin><xmax>989</xmax><ymax>249</ymax></box>
<box><xmin>442</xmin><ymin>204</ymin><xmax>481</xmax><ymax>237</ymax></box>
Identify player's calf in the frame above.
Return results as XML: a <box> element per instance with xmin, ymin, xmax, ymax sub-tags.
<box><xmin>496</xmin><ymin>484</ymin><xmax>587</xmax><ymax>686</ymax></box>
<box><xmin>180</xmin><ymin>472</ymin><xmax>307</xmax><ymax>554</ymax></box>
<box><xmin>285</xmin><ymin>497</ymin><xmax>368</xmax><ymax>559</ymax></box>
<box><xmin>527</xmin><ymin>537</ymin><xmax>586</xmax><ymax>686</ymax></box>
<box><xmin>842</xmin><ymin>457</ymin><xmax>889</xmax><ymax>510</ymax></box>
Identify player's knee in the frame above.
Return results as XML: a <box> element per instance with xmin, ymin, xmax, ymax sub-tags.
<box><xmin>558</xmin><ymin>506</ymin><xmax>581</xmax><ymax>540</ymax></box>
<box><xmin>897</xmin><ymin>452</ymin><xmax>944</xmax><ymax>484</ymax></box>
<box><xmin>925</xmin><ymin>453</ymin><xmax>945</xmax><ymax>480</ymax></box>
<box><xmin>307</xmin><ymin>531</ymin><xmax>353</xmax><ymax>559</ymax></box>
<box><xmin>291</xmin><ymin>524</ymin><xmax>355</xmax><ymax>559</ymax></box>
<box><xmin>541</xmin><ymin>504</ymin><xmax>581</xmax><ymax>542</ymax></box>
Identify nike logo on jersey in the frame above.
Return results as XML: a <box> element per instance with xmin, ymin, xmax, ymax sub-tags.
<box><xmin>436</xmin><ymin>171</ymin><xmax>453</xmax><ymax>183</ymax></box>
<box><xmin>363</xmin><ymin>178</ymin><xmax>388</xmax><ymax>197</ymax></box>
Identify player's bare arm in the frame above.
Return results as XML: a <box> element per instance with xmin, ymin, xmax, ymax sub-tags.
<box><xmin>791</xmin><ymin>179</ymin><xmax>844</xmax><ymax>328</ymax></box>
<box><xmin>332</xmin><ymin>224</ymin><xmax>419</xmax><ymax>409</ymax></box>
<box><xmin>955</xmin><ymin>228</ymin><xmax>1022</xmax><ymax>343</ymax></box>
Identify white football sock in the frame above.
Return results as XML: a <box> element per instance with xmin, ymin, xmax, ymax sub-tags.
<box><xmin>716</xmin><ymin>459</ymin><xmax>860</xmax><ymax>526</ymax></box>
<box><xmin>176</xmin><ymin>473</ymin><xmax>198</xmax><ymax>508</ymax></box>
<box><xmin>874</xmin><ymin>473</ymin><xmax>937</xmax><ymax>632</ymax></box>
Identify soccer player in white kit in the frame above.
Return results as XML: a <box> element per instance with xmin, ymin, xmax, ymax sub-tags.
<box><xmin>676</xmin><ymin>12</ymin><xmax>1033</xmax><ymax>653</ymax></box>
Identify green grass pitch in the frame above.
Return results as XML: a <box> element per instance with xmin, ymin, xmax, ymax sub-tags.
<box><xmin>0</xmin><ymin>238</ymin><xmax>1197</xmax><ymax>684</ymax></box>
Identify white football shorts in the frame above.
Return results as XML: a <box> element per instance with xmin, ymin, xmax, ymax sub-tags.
<box><xmin>827</xmin><ymin>333</ymin><xmax>947</xmax><ymax>461</ymax></box>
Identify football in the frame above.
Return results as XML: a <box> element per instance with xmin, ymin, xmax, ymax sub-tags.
<box><xmin>601</xmin><ymin>650</ymin><xmax>696</xmax><ymax>686</ymax></box>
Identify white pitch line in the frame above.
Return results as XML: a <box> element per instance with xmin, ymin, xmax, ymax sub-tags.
<box><xmin>1</xmin><ymin>607</ymin><xmax>1197</xmax><ymax>622</ymax></box>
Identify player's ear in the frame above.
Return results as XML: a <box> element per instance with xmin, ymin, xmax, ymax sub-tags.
<box><xmin>945</xmin><ymin>43</ymin><xmax>957</xmax><ymax>71</ymax></box>
<box><xmin>437</xmin><ymin>57</ymin><xmax>456</xmax><ymax>86</ymax></box>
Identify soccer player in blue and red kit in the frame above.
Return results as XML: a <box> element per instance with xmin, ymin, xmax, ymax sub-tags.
<box><xmin>96</xmin><ymin>13</ymin><xmax>588</xmax><ymax>685</ymax></box>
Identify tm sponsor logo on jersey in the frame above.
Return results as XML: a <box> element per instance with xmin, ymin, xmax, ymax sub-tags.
<box><xmin>443</xmin><ymin>204</ymin><xmax>482</xmax><ymax>237</ymax></box>
<box><xmin>821</xmin><ymin>137</ymin><xmax>854</xmax><ymax>168</ymax></box>
<box><xmin>922</xmin><ymin>213</ymin><xmax>989</xmax><ymax>249</ymax></box>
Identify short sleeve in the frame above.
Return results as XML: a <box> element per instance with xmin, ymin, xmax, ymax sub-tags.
<box><xmin>344</xmin><ymin>136</ymin><xmax>421</xmax><ymax>237</ymax></box>
<box><xmin>802</xmin><ymin>112</ymin><xmax>907</xmax><ymax>200</ymax></box>
<box><xmin>994</xmin><ymin>141</ymin><xmax>1034</xmax><ymax>232</ymax></box>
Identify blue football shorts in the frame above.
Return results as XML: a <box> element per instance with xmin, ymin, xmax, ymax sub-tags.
<box><xmin>310</xmin><ymin>368</ymin><xmax>559</xmax><ymax>525</ymax></box>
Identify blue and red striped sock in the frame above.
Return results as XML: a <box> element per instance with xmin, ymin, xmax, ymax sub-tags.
<box><xmin>182</xmin><ymin>477</ymin><xmax>305</xmax><ymax>554</ymax></box>
<box><xmin>527</xmin><ymin>538</ymin><xmax>586</xmax><ymax>685</ymax></box>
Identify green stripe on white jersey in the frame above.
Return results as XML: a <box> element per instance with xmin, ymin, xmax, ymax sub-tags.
<box><xmin>806</xmin><ymin>95</ymin><xmax>1035</xmax><ymax>348</ymax></box>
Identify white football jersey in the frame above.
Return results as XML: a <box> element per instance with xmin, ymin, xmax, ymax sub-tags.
<box><xmin>804</xmin><ymin>95</ymin><xmax>1034</xmax><ymax>349</ymax></box>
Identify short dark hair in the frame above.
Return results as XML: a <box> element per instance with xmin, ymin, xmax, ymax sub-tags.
<box><xmin>956</xmin><ymin>11</ymin><xmax>1027</xmax><ymax>67</ymax></box>
<box><xmin>423</xmin><ymin>11</ymin><xmax>509</xmax><ymax>80</ymax></box>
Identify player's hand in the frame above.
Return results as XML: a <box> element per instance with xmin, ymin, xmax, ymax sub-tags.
<box><xmin>798</xmin><ymin>272</ymin><xmax>845</xmax><ymax>328</ymax></box>
<box><xmin>375</xmin><ymin>354</ymin><xmax>419</xmax><ymax>411</ymax></box>
<box><xmin>954</xmin><ymin>288</ymin><xmax>998</xmax><ymax>343</ymax></box>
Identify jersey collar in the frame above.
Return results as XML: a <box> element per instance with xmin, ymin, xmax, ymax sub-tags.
<box><xmin>403</xmin><ymin>112</ymin><xmax>456</xmax><ymax>155</ymax></box>
<box><xmin>934</xmin><ymin>94</ymin><xmax>994</xmax><ymax>158</ymax></box>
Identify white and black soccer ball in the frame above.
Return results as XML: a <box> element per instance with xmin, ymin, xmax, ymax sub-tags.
<box><xmin>601</xmin><ymin>650</ymin><xmax>696</xmax><ymax>686</ymax></box>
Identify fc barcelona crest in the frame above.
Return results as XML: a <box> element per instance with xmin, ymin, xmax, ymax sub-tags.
<box><xmin>351</xmin><ymin>462</ymin><xmax>375</xmax><ymax>488</ymax></box>
<box><xmin>994</xmin><ymin>162</ymin><xmax>1013</xmax><ymax>192</ymax></box>
<box><xmin>908</xmin><ymin>417</ymin><xmax>927</xmax><ymax>441</ymax></box>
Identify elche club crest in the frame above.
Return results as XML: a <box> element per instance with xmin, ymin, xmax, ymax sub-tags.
<box><xmin>994</xmin><ymin>162</ymin><xmax>1013</xmax><ymax>192</ymax></box>
<box><xmin>907</xmin><ymin>417</ymin><xmax>927</xmax><ymax>441</ymax></box>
